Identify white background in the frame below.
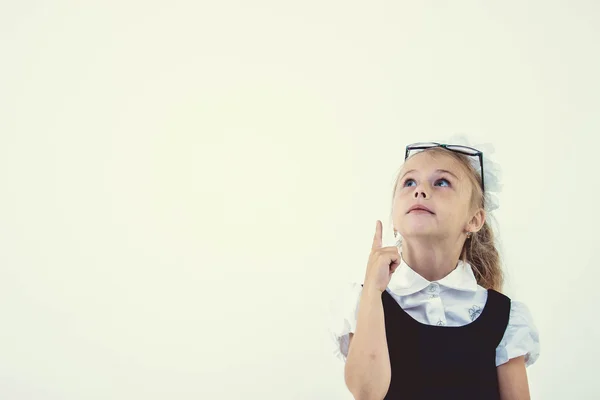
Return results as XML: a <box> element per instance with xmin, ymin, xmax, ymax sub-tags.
<box><xmin>1</xmin><ymin>1</ymin><xmax>598</xmax><ymax>399</ymax></box>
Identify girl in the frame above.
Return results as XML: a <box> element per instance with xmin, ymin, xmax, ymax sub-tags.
<box><xmin>329</xmin><ymin>141</ymin><xmax>540</xmax><ymax>399</ymax></box>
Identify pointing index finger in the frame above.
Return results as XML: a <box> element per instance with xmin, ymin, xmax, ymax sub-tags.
<box><xmin>372</xmin><ymin>220</ymin><xmax>382</xmax><ymax>250</ymax></box>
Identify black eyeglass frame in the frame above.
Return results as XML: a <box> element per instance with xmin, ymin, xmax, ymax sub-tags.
<box><xmin>404</xmin><ymin>142</ymin><xmax>485</xmax><ymax>193</ymax></box>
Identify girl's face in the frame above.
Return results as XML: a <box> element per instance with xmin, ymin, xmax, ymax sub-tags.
<box><xmin>393</xmin><ymin>151</ymin><xmax>482</xmax><ymax>242</ymax></box>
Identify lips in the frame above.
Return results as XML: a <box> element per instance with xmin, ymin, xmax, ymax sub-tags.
<box><xmin>407</xmin><ymin>205</ymin><xmax>434</xmax><ymax>214</ymax></box>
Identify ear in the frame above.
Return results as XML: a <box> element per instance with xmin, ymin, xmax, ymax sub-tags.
<box><xmin>466</xmin><ymin>207</ymin><xmax>486</xmax><ymax>234</ymax></box>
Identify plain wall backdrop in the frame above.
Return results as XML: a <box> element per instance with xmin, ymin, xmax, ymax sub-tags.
<box><xmin>1</xmin><ymin>1</ymin><xmax>599</xmax><ymax>399</ymax></box>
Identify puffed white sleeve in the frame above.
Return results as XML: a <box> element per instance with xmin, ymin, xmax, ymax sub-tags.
<box><xmin>328</xmin><ymin>281</ymin><xmax>363</xmax><ymax>363</ymax></box>
<box><xmin>495</xmin><ymin>300</ymin><xmax>540</xmax><ymax>367</ymax></box>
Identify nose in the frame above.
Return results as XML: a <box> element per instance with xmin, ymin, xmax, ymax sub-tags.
<box><xmin>413</xmin><ymin>187</ymin><xmax>429</xmax><ymax>199</ymax></box>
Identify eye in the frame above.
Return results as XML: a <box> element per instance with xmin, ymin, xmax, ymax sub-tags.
<box><xmin>434</xmin><ymin>178</ymin><xmax>451</xmax><ymax>187</ymax></box>
<box><xmin>403</xmin><ymin>178</ymin><xmax>416</xmax><ymax>187</ymax></box>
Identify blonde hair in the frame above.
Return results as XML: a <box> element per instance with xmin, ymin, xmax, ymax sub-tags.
<box><xmin>389</xmin><ymin>147</ymin><xmax>503</xmax><ymax>291</ymax></box>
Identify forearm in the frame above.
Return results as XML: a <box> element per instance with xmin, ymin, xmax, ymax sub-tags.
<box><xmin>344</xmin><ymin>287</ymin><xmax>391</xmax><ymax>400</ymax></box>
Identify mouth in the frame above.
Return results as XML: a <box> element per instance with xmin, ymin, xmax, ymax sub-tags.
<box><xmin>407</xmin><ymin>206</ymin><xmax>434</xmax><ymax>214</ymax></box>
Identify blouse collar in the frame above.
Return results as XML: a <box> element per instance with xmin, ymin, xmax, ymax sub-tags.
<box><xmin>387</xmin><ymin>255</ymin><xmax>479</xmax><ymax>296</ymax></box>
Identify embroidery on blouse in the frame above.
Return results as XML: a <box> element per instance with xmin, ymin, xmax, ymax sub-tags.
<box><xmin>468</xmin><ymin>305</ymin><xmax>482</xmax><ymax>321</ymax></box>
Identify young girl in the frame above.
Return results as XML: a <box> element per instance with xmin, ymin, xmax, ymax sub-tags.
<box><xmin>329</xmin><ymin>141</ymin><xmax>540</xmax><ymax>399</ymax></box>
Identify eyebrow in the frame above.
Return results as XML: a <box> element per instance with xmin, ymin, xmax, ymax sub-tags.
<box><xmin>400</xmin><ymin>169</ymin><xmax>460</xmax><ymax>181</ymax></box>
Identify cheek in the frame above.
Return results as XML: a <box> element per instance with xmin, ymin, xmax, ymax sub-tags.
<box><xmin>392</xmin><ymin>191</ymin><xmax>407</xmax><ymax>213</ymax></box>
<box><xmin>392</xmin><ymin>197</ymin><xmax>414</xmax><ymax>227</ymax></box>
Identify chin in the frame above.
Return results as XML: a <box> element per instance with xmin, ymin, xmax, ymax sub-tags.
<box><xmin>402</xmin><ymin>222</ymin><xmax>435</xmax><ymax>234</ymax></box>
<box><xmin>400</xmin><ymin>225</ymin><xmax>440</xmax><ymax>239</ymax></box>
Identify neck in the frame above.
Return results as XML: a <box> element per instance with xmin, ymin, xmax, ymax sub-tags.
<box><xmin>401</xmin><ymin>237</ymin><xmax>464</xmax><ymax>281</ymax></box>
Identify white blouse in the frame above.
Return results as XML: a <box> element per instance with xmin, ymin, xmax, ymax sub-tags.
<box><xmin>329</xmin><ymin>258</ymin><xmax>540</xmax><ymax>367</ymax></box>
